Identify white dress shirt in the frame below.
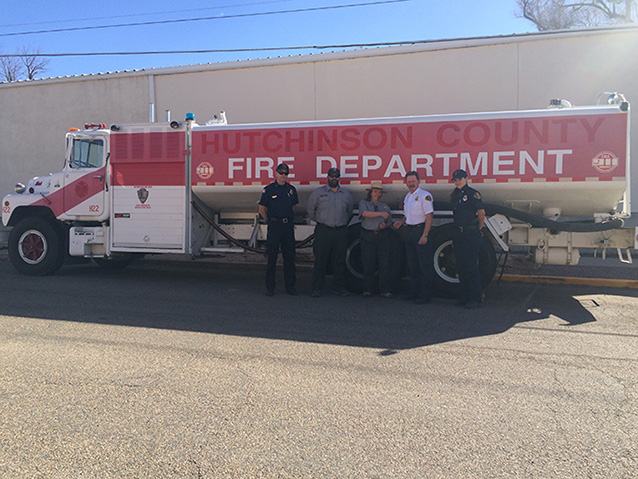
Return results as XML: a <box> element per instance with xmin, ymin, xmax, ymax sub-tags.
<box><xmin>403</xmin><ymin>187</ymin><xmax>434</xmax><ymax>225</ymax></box>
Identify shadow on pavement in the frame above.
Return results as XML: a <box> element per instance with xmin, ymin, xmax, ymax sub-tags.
<box><xmin>2</xmin><ymin>259</ymin><xmax>635</xmax><ymax>353</ymax></box>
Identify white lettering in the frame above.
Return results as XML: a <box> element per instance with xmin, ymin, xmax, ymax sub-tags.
<box><xmin>340</xmin><ymin>156</ymin><xmax>359</xmax><ymax>178</ymax></box>
<box><xmin>317</xmin><ymin>156</ymin><xmax>337</xmax><ymax>177</ymax></box>
<box><xmin>519</xmin><ymin>151</ymin><xmax>544</xmax><ymax>175</ymax></box>
<box><xmin>411</xmin><ymin>154</ymin><xmax>433</xmax><ymax>177</ymax></box>
<box><xmin>384</xmin><ymin>154</ymin><xmax>407</xmax><ymax>177</ymax></box>
<box><xmin>493</xmin><ymin>151</ymin><xmax>515</xmax><ymax>175</ymax></box>
<box><xmin>255</xmin><ymin>157</ymin><xmax>275</xmax><ymax>179</ymax></box>
<box><xmin>228</xmin><ymin>158</ymin><xmax>244</xmax><ymax>179</ymax></box>
<box><xmin>436</xmin><ymin>153</ymin><xmax>457</xmax><ymax>177</ymax></box>
<box><xmin>548</xmin><ymin>149</ymin><xmax>572</xmax><ymax>174</ymax></box>
<box><xmin>363</xmin><ymin>155</ymin><xmax>382</xmax><ymax>178</ymax></box>
<box><xmin>460</xmin><ymin>152</ymin><xmax>488</xmax><ymax>176</ymax></box>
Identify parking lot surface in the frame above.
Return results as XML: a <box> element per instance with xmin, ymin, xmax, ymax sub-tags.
<box><xmin>1</xmin><ymin>251</ymin><xmax>637</xmax><ymax>478</ymax></box>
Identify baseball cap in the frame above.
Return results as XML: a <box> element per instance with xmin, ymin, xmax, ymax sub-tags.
<box><xmin>276</xmin><ymin>163</ymin><xmax>290</xmax><ymax>174</ymax></box>
<box><xmin>451</xmin><ymin>169</ymin><xmax>468</xmax><ymax>180</ymax></box>
<box><xmin>327</xmin><ymin>168</ymin><xmax>340</xmax><ymax>177</ymax></box>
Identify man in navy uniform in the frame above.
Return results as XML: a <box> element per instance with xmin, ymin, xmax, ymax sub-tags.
<box><xmin>451</xmin><ymin>169</ymin><xmax>486</xmax><ymax>309</ymax></box>
<box><xmin>259</xmin><ymin>163</ymin><xmax>299</xmax><ymax>296</ymax></box>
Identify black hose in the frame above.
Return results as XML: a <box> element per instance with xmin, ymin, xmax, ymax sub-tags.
<box><xmin>434</xmin><ymin>202</ymin><xmax>623</xmax><ymax>232</ymax></box>
<box><xmin>483</xmin><ymin>204</ymin><xmax>624</xmax><ymax>232</ymax></box>
<box><xmin>192</xmin><ymin>200</ymin><xmax>314</xmax><ymax>253</ymax></box>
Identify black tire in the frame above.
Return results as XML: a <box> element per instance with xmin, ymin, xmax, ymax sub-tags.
<box><xmin>345</xmin><ymin>224</ymin><xmax>406</xmax><ymax>293</ymax></box>
<box><xmin>94</xmin><ymin>254</ymin><xmax>142</xmax><ymax>270</ymax></box>
<box><xmin>8</xmin><ymin>217</ymin><xmax>65</xmax><ymax>276</ymax></box>
<box><xmin>429</xmin><ymin>224</ymin><xmax>497</xmax><ymax>298</ymax></box>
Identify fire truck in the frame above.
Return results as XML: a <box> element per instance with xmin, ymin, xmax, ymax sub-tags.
<box><xmin>2</xmin><ymin>95</ymin><xmax>636</xmax><ymax>296</ymax></box>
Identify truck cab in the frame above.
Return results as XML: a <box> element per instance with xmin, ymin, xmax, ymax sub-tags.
<box><xmin>2</xmin><ymin>125</ymin><xmax>111</xmax><ymax>275</ymax></box>
<box><xmin>59</xmin><ymin>126</ymin><xmax>110</xmax><ymax>222</ymax></box>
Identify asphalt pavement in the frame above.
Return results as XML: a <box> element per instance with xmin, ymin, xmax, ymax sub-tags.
<box><xmin>1</xmin><ymin>252</ymin><xmax>637</xmax><ymax>478</ymax></box>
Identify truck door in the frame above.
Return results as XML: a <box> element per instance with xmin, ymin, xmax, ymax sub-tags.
<box><xmin>109</xmin><ymin>126</ymin><xmax>188</xmax><ymax>253</ymax></box>
<box><xmin>63</xmin><ymin>135</ymin><xmax>108</xmax><ymax>220</ymax></box>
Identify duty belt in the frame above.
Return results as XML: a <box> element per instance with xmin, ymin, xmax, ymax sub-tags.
<box><xmin>318</xmin><ymin>223</ymin><xmax>346</xmax><ymax>229</ymax></box>
<box><xmin>269</xmin><ymin>217</ymin><xmax>293</xmax><ymax>223</ymax></box>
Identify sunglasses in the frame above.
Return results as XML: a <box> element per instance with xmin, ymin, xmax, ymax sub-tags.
<box><xmin>328</xmin><ymin>175</ymin><xmax>340</xmax><ymax>179</ymax></box>
<box><xmin>277</xmin><ymin>171</ymin><xmax>289</xmax><ymax>175</ymax></box>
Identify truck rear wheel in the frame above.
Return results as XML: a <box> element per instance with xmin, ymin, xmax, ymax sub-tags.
<box><xmin>429</xmin><ymin>224</ymin><xmax>497</xmax><ymax>298</ymax></box>
<box><xmin>8</xmin><ymin>217</ymin><xmax>65</xmax><ymax>276</ymax></box>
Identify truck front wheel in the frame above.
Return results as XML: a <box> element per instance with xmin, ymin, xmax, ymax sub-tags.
<box><xmin>8</xmin><ymin>217</ymin><xmax>65</xmax><ymax>276</ymax></box>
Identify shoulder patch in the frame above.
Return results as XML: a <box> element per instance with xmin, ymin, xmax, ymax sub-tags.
<box><xmin>425</xmin><ymin>195</ymin><xmax>432</xmax><ymax>202</ymax></box>
<box><xmin>473</xmin><ymin>192</ymin><xmax>481</xmax><ymax>200</ymax></box>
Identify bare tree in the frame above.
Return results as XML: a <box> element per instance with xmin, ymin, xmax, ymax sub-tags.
<box><xmin>19</xmin><ymin>46</ymin><xmax>49</xmax><ymax>80</ymax></box>
<box><xmin>0</xmin><ymin>54</ymin><xmax>23</xmax><ymax>82</ymax></box>
<box><xmin>0</xmin><ymin>46</ymin><xmax>50</xmax><ymax>82</ymax></box>
<box><xmin>517</xmin><ymin>0</ymin><xmax>637</xmax><ymax>30</ymax></box>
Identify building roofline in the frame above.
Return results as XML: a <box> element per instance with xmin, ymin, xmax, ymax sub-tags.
<box><xmin>2</xmin><ymin>24</ymin><xmax>637</xmax><ymax>88</ymax></box>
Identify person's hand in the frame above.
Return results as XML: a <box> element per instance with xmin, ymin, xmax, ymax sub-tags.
<box><xmin>417</xmin><ymin>235</ymin><xmax>428</xmax><ymax>245</ymax></box>
<box><xmin>380</xmin><ymin>211</ymin><xmax>390</xmax><ymax>219</ymax></box>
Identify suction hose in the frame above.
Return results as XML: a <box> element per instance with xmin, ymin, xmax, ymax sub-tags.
<box><xmin>483</xmin><ymin>204</ymin><xmax>624</xmax><ymax>232</ymax></box>
<box><xmin>192</xmin><ymin>200</ymin><xmax>314</xmax><ymax>254</ymax></box>
<box><xmin>435</xmin><ymin>202</ymin><xmax>623</xmax><ymax>232</ymax></box>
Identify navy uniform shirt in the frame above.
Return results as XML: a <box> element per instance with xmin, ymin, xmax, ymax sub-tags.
<box><xmin>452</xmin><ymin>184</ymin><xmax>484</xmax><ymax>225</ymax></box>
<box><xmin>259</xmin><ymin>182</ymin><xmax>299</xmax><ymax>218</ymax></box>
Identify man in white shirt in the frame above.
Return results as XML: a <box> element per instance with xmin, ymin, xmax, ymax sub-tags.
<box><xmin>394</xmin><ymin>171</ymin><xmax>434</xmax><ymax>304</ymax></box>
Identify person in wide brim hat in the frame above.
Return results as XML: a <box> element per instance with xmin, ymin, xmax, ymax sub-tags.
<box><xmin>366</xmin><ymin>181</ymin><xmax>384</xmax><ymax>192</ymax></box>
<box><xmin>359</xmin><ymin>180</ymin><xmax>394</xmax><ymax>298</ymax></box>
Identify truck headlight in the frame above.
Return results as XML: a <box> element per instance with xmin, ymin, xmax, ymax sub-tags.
<box><xmin>14</xmin><ymin>183</ymin><xmax>26</xmax><ymax>194</ymax></box>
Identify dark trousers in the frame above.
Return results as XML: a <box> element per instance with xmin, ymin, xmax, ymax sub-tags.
<box><xmin>312</xmin><ymin>223</ymin><xmax>348</xmax><ymax>291</ymax></box>
<box><xmin>266</xmin><ymin>220</ymin><xmax>296</xmax><ymax>291</ymax></box>
<box><xmin>404</xmin><ymin>226</ymin><xmax>433</xmax><ymax>301</ymax></box>
<box><xmin>360</xmin><ymin>228</ymin><xmax>392</xmax><ymax>293</ymax></box>
<box><xmin>453</xmin><ymin>228</ymin><xmax>482</xmax><ymax>303</ymax></box>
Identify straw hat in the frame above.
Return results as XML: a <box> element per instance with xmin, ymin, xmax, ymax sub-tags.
<box><xmin>366</xmin><ymin>181</ymin><xmax>384</xmax><ymax>191</ymax></box>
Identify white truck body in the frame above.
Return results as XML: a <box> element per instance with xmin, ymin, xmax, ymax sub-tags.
<box><xmin>3</xmin><ymin>99</ymin><xmax>636</xmax><ymax>294</ymax></box>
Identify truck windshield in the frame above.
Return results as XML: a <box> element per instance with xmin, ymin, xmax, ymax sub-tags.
<box><xmin>70</xmin><ymin>138</ymin><xmax>104</xmax><ymax>169</ymax></box>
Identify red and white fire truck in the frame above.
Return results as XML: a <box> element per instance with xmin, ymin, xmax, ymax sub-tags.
<box><xmin>2</xmin><ymin>95</ymin><xmax>636</xmax><ymax>295</ymax></box>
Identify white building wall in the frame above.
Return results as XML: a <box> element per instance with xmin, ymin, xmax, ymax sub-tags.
<box><xmin>0</xmin><ymin>76</ymin><xmax>148</xmax><ymax>197</ymax></box>
<box><xmin>1</xmin><ymin>26</ymin><xmax>637</xmax><ymax>243</ymax></box>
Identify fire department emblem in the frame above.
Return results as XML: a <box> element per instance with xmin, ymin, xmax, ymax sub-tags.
<box><xmin>196</xmin><ymin>162</ymin><xmax>214</xmax><ymax>180</ymax></box>
<box><xmin>137</xmin><ymin>188</ymin><xmax>149</xmax><ymax>204</ymax></box>
<box><xmin>75</xmin><ymin>180</ymin><xmax>89</xmax><ymax>199</ymax></box>
<box><xmin>592</xmin><ymin>151</ymin><xmax>619</xmax><ymax>174</ymax></box>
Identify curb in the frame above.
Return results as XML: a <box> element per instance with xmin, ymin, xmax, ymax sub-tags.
<box><xmin>2</xmin><ymin>249</ymin><xmax>636</xmax><ymax>289</ymax></box>
<box><xmin>497</xmin><ymin>274</ymin><xmax>638</xmax><ymax>289</ymax></box>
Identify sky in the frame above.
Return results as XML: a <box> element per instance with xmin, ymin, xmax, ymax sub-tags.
<box><xmin>0</xmin><ymin>0</ymin><xmax>535</xmax><ymax>80</ymax></box>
